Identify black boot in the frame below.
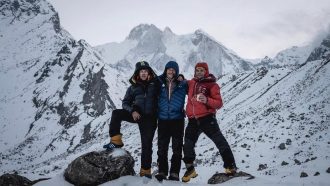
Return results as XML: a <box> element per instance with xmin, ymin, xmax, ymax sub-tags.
<box><xmin>168</xmin><ymin>173</ymin><xmax>179</xmax><ymax>181</ymax></box>
<box><xmin>155</xmin><ymin>172</ymin><xmax>167</xmax><ymax>182</ymax></box>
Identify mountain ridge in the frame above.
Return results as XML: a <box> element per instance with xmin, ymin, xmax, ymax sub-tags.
<box><xmin>0</xmin><ymin>1</ymin><xmax>329</xmax><ymax>185</ymax></box>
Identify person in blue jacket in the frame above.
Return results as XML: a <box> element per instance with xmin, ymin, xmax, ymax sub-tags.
<box><xmin>155</xmin><ymin>61</ymin><xmax>187</xmax><ymax>181</ymax></box>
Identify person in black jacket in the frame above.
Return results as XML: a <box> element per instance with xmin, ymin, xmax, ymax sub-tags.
<box><xmin>103</xmin><ymin>61</ymin><xmax>159</xmax><ymax>178</ymax></box>
<box><xmin>155</xmin><ymin>61</ymin><xmax>187</xmax><ymax>182</ymax></box>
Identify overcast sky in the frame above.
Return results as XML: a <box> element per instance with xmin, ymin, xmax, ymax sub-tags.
<box><xmin>49</xmin><ymin>0</ymin><xmax>330</xmax><ymax>59</ymax></box>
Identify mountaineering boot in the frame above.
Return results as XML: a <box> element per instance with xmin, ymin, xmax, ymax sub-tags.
<box><xmin>224</xmin><ymin>166</ymin><xmax>237</xmax><ymax>176</ymax></box>
<box><xmin>168</xmin><ymin>173</ymin><xmax>180</xmax><ymax>181</ymax></box>
<box><xmin>155</xmin><ymin>172</ymin><xmax>167</xmax><ymax>182</ymax></box>
<box><xmin>103</xmin><ymin>134</ymin><xmax>124</xmax><ymax>150</ymax></box>
<box><xmin>140</xmin><ymin>168</ymin><xmax>152</xmax><ymax>179</ymax></box>
<box><xmin>182</xmin><ymin>164</ymin><xmax>198</xmax><ymax>182</ymax></box>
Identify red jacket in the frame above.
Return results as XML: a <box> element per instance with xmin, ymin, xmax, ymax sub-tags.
<box><xmin>186</xmin><ymin>74</ymin><xmax>223</xmax><ymax>119</ymax></box>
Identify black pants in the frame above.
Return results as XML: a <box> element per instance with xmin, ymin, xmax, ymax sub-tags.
<box><xmin>109</xmin><ymin>109</ymin><xmax>157</xmax><ymax>169</ymax></box>
<box><xmin>183</xmin><ymin>114</ymin><xmax>236</xmax><ymax>168</ymax></box>
<box><xmin>157</xmin><ymin>119</ymin><xmax>184</xmax><ymax>175</ymax></box>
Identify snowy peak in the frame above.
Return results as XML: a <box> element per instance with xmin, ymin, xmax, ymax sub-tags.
<box><xmin>0</xmin><ymin>0</ymin><xmax>60</xmax><ymax>32</ymax></box>
<box><xmin>96</xmin><ymin>25</ymin><xmax>254</xmax><ymax>76</ymax></box>
<box><xmin>127</xmin><ymin>24</ymin><xmax>162</xmax><ymax>41</ymax></box>
<box><xmin>272</xmin><ymin>45</ymin><xmax>314</xmax><ymax>66</ymax></box>
<box><xmin>254</xmin><ymin>33</ymin><xmax>329</xmax><ymax>68</ymax></box>
<box><xmin>0</xmin><ymin>0</ymin><xmax>122</xmax><ymax>176</ymax></box>
<box><xmin>306</xmin><ymin>33</ymin><xmax>330</xmax><ymax>62</ymax></box>
<box><xmin>192</xmin><ymin>28</ymin><xmax>218</xmax><ymax>46</ymax></box>
<box><xmin>163</xmin><ymin>26</ymin><xmax>174</xmax><ymax>35</ymax></box>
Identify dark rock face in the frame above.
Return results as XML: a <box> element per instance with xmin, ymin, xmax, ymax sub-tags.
<box><xmin>306</xmin><ymin>34</ymin><xmax>330</xmax><ymax>62</ymax></box>
<box><xmin>81</xmin><ymin>67</ymin><xmax>116</xmax><ymax>117</ymax></box>
<box><xmin>64</xmin><ymin>149</ymin><xmax>135</xmax><ymax>185</ymax></box>
<box><xmin>0</xmin><ymin>173</ymin><xmax>49</xmax><ymax>186</ymax></box>
<box><xmin>278</xmin><ymin>143</ymin><xmax>286</xmax><ymax>150</ymax></box>
<box><xmin>0</xmin><ymin>173</ymin><xmax>32</xmax><ymax>186</ymax></box>
<box><xmin>257</xmin><ymin>164</ymin><xmax>268</xmax><ymax>171</ymax></box>
<box><xmin>300</xmin><ymin>172</ymin><xmax>308</xmax><ymax>178</ymax></box>
<box><xmin>208</xmin><ymin>171</ymin><xmax>254</xmax><ymax>184</ymax></box>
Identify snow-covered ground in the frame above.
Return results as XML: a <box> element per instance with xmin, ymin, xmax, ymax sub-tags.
<box><xmin>1</xmin><ymin>0</ymin><xmax>329</xmax><ymax>185</ymax></box>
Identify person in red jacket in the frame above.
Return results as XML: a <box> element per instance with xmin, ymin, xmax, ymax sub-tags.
<box><xmin>181</xmin><ymin>62</ymin><xmax>237</xmax><ymax>182</ymax></box>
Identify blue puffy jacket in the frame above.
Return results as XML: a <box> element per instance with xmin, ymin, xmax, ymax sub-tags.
<box><xmin>158</xmin><ymin>61</ymin><xmax>187</xmax><ymax>120</ymax></box>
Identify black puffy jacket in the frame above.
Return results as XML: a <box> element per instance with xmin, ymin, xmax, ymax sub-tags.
<box><xmin>122</xmin><ymin>61</ymin><xmax>159</xmax><ymax>116</ymax></box>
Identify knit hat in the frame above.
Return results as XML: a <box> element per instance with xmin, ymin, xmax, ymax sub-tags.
<box><xmin>135</xmin><ymin>61</ymin><xmax>151</xmax><ymax>72</ymax></box>
<box><xmin>195</xmin><ymin>62</ymin><xmax>209</xmax><ymax>77</ymax></box>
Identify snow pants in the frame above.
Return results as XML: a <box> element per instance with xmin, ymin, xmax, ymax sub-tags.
<box><xmin>183</xmin><ymin>114</ymin><xmax>236</xmax><ymax>168</ymax></box>
<box><xmin>157</xmin><ymin>119</ymin><xmax>185</xmax><ymax>175</ymax></box>
<box><xmin>109</xmin><ymin>109</ymin><xmax>157</xmax><ymax>169</ymax></box>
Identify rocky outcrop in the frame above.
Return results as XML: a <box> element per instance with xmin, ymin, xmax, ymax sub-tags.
<box><xmin>0</xmin><ymin>173</ymin><xmax>49</xmax><ymax>186</ymax></box>
<box><xmin>64</xmin><ymin>149</ymin><xmax>135</xmax><ymax>185</ymax></box>
<box><xmin>306</xmin><ymin>33</ymin><xmax>330</xmax><ymax>62</ymax></box>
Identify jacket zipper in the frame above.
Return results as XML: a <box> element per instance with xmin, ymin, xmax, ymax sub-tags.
<box><xmin>192</xmin><ymin>81</ymin><xmax>198</xmax><ymax>118</ymax></box>
<box><xmin>144</xmin><ymin>84</ymin><xmax>147</xmax><ymax>114</ymax></box>
<box><xmin>167</xmin><ymin>78</ymin><xmax>173</xmax><ymax>119</ymax></box>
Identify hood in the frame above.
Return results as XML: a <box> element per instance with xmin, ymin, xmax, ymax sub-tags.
<box><xmin>161</xmin><ymin>61</ymin><xmax>179</xmax><ymax>79</ymax></box>
<box><xmin>129</xmin><ymin>61</ymin><xmax>157</xmax><ymax>84</ymax></box>
<box><xmin>194</xmin><ymin>62</ymin><xmax>209</xmax><ymax>77</ymax></box>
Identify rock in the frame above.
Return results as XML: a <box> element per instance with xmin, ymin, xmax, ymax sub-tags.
<box><xmin>257</xmin><ymin>164</ymin><xmax>268</xmax><ymax>171</ymax></box>
<box><xmin>294</xmin><ymin>159</ymin><xmax>301</xmax><ymax>165</ymax></box>
<box><xmin>0</xmin><ymin>173</ymin><xmax>32</xmax><ymax>186</ymax></box>
<box><xmin>208</xmin><ymin>171</ymin><xmax>254</xmax><ymax>184</ymax></box>
<box><xmin>64</xmin><ymin>149</ymin><xmax>135</xmax><ymax>185</ymax></box>
<box><xmin>278</xmin><ymin>143</ymin><xmax>286</xmax><ymax>150</ymax></box>
<box><xmin>0</xmin><ymin>173</ymin><xmax>48</xmax><ymax>186</ymax></box>
<box><xmin>286</xmin><ymin>139</ymin><xmax>292</xmax><ymax>145</ymax></box>
<box><xmin>327</xmin><ymin>167</ymin><xmax>330</xmax><ymax>173</ymax></box>
<box><xmin>300</xmin><ymin>172</ymin><xmax>308</xmax><ymax>178</ymax></box>
<box><xmin>281</xmin><ymin>161</ymin><xmax>289</xmax><ymax>166</ymax></box>
<box><xmin>314</xmin><ymin>172</ymin><xmax>320</xmax><ymax>176</ymax></box>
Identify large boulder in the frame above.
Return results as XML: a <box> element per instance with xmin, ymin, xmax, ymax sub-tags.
<box><xmin>0</xmin><ymin>173</ymin><xmax>32</xmax><ymax>186</ymax></box>
<box><xmin>64</xmin><ymin>149</ymin><xmax>135</xmax><ymax>185</ymax></box>
<box><xmin>0</xmin><ymin>173</ymin><xmax>50</xmax><ymax>186</ymax></box>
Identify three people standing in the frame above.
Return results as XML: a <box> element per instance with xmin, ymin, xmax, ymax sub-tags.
<box><xmin>104</xmin><ymin>60</ymin><xmax>237</xmax><ymax>182</ymax></box>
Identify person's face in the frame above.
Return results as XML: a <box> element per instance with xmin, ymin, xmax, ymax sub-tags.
<box><xmin>195</xmin><ymin>67</ymin><xmax>206</xmax><ymax>79</ymax></box>
<box><xmin>177</xmin><ymin>76</ymin><xmax>183</xmax><ymax>81</ymax></box>
<box><xmin>166</xmin><ymin>68</ymin><xmax>176</xmax><ymax>79</ymax></box>
<box><xmin>139</xmin><ymin>69</ymin><xmax>149</xmax><ymax>81</ymax></box>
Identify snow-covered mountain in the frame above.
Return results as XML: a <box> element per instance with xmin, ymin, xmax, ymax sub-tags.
<box><xmin>1</xmin><ymin>0</ymin><xmax>329</xmax><ymax>185</ymax></box>
<box><xmin>41</xmin><ymin>34</ymin><xmax>330</xmax><ymax>185</ymax></box>
<box><xmin>95</xmin><ymin>24</ymin><xmax>254</xmax><ymax>77</ymax></box>
<box><xmin>0</xmin><ymin>0</ymin><xmax>128</xmax><ymax>176</ymax></box>
<box><xmin>254</xmin><ymin>45</ymin><xmax>315</xmax><ymax>68</ymax></box>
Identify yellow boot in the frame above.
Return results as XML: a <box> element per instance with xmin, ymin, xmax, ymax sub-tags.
<box><xmin>111</xmin><ymin>134</ymin><xmax>123</xmax><ymax>146</ymax></box>
<box><xmin>182</xmin><ymin>166</ymin><xmax>198</xmax><ymax>182</ymax></box>
<box><xmin>103</xmin><ymin>134</ymin><xmax>123</xmax><ymax>150</ymax></box>
<box><xmin>139</xmin><ymin>168</ymin><xmax>152</xmax><ymax>178</ymax></box>
<box><xmin>224</xmin><ymin>167</ymin><xmax>237</xmax><ymax>176</ymax></box>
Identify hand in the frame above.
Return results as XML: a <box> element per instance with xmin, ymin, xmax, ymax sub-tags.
<box><xmin>132</xmin><ymin>111</ymin><xmax>141</xmax><ymax>121</ymax></box>
<box><xmin>196</xmin><ymin>93</ymin><xmax>207</xmax><ymax>104</ymax></box>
